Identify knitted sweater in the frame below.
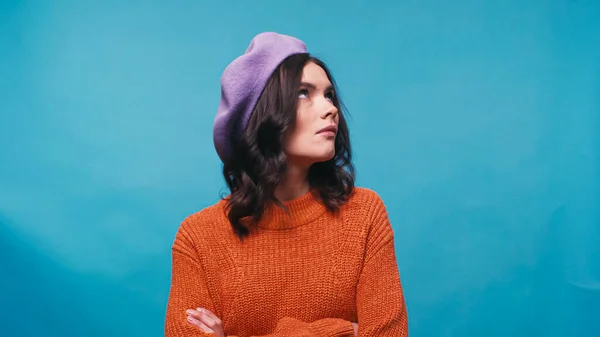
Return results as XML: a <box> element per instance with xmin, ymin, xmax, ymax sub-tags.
<box><xmin>164</xmin><ymin>187</ymin><xmax>408</xmax><ymax>336</ymax></box>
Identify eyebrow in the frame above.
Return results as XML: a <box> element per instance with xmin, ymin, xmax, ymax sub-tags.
<box><xmin>300</xmin><ymin>82</ymin><xmax>334</xmax><ymax>92</ymax></box>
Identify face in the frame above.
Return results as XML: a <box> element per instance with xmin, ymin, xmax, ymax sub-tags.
<box><xmin>283</xmin><ymin>62</ymin><xmax>339</xmax><ymax>167</ymax></box>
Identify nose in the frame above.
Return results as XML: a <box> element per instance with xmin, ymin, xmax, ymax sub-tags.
<box><xmin>320</xmin><ymin>99</ymin><xmax>338</xmax><ymax>120</ymax></box>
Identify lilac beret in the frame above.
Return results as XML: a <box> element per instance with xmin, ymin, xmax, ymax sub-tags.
<box><xmin>212</xmin><ymin>32</ymin><xmax>308</xmax><ymax>163</ymax></box>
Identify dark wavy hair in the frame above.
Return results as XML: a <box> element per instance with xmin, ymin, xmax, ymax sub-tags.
<box><xmin>222</xmin><ymin>53</ymin><xmax>355</xmax><ymax>239</ymax></box>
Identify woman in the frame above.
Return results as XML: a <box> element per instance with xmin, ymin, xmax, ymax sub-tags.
<box><xmin>165</xmin><ymin>32</ymin><xmax>408</xmax><ymax>336</ymax></box>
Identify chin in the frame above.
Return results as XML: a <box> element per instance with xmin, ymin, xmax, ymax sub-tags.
<box><xmin>288</xmin><ymin>147</ymin><xmax>336</xmax><ymax>165</ymax></box>
<box><xmin>313</xmin><ymin>150</ymin><xmax>336</xmax><ymax>163</ymax></box>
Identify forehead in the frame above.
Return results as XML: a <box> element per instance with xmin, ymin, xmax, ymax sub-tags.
<box><xmin>301</xmin><ymin>62</ymin><xmax>331</xmax><ymax>87</ymax></box>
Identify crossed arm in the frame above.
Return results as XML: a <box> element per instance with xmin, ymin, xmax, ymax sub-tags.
<box><xmin>186</xmin><ymin>308</ymin><xmax>358</xmax><ymax>337</ymax></box>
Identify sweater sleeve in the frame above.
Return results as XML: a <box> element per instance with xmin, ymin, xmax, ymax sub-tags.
<box><xmin>250</xmin><ymin>317</ymin><xmax>355</xmax><ymax>337</ymax></box>
<box><xmin>354</xmin><ymin>194</ymin><xmax>409</xmax><ymax>336</ymax></box>
<box><xmin>164</xmin><ymin>222</ymin><xmax>236</xmax><ymax>337</ymax></box>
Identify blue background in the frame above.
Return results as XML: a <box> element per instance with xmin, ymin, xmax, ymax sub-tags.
<box><xmin>1</xmin><ymin>1</ymin><xmax>599</xmax><ymax>336</ymax></box>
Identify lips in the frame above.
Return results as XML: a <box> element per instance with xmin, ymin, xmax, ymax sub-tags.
<box><xmin>317</xmin><ymin>125</ymin><xmax>338</xmax><ymax>134</ymax></box>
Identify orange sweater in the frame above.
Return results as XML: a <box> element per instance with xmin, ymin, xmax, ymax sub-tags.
<box><xmin>164</xmin><ymin>187</ymin><xmax>408</xmax><ymax>336</ymax></box>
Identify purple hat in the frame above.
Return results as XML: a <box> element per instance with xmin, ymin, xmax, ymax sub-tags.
<box><xmin>213</xmin><ymin>32</ymin><xmax>308</xmax><ymax>162</ymax></box>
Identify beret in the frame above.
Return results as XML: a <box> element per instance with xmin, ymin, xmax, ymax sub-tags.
<box><xmin>213</xmin><ymin>32</ymin><xmax>308</xmax><ymax>163</ymax></box>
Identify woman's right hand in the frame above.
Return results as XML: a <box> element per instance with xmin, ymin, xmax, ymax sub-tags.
<box><xmin>352</xmin><ymin>323</ymin><xmax>358</xmax><ymax>336</ymax></box>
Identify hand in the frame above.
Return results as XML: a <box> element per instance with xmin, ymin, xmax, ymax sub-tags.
<box><xmin>352</xmin><ymin>322</ymin><xmax>358</xmax><ymax>336</ymax></box>
<box><xmin>186</xmin><ymin>307</ymin><xmax>225</xmax><ymax>337</ymax></box>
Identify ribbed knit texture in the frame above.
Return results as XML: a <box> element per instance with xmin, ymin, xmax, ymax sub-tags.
<box><xmin>165</xmin><ymin>187</ymin><xmax>408</xmax><ymax>336</ymax></box>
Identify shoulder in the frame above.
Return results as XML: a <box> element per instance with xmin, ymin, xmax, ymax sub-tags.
<box><xmin>343</xmin><ymin>186</ymin><xmax>389</xmax><ymax>218</ymax></box>
<box><xmin>173</xmin><ymin>199</ymin><xmax>235</xmax><ymax>248</ymax></box>
<box><xmin>343</xmin><ymin>187</ymin><xmax>396</xmax><ymax>244</ymax></box>
<box><xmin>348</xmin><ymin>186</ymin><xmax>384</xmax><ymax>202</ymax></box>
<box><xmin>182</xmin><ymin>199</ymin><xmax>228</xmax><ymax>227</ymax></box>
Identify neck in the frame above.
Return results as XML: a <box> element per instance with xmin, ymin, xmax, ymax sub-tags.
<box><xmin>274</xmin><ymin>164</ymin><xmax>310</xmax><ymax>202</ymax></box>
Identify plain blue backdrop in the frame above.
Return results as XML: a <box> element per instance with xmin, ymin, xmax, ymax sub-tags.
<box><xmin>1</xmin><ymin>1</ymin><xmax>599</xmax><ymax>336</ymax></box>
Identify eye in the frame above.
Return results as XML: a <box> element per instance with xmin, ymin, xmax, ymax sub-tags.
<box><xmin>325</xmin><ymin>91</ymin><xmax>335</xmax><ymax>101</ymax></box>
<box><xmin>298</xmin><ymin>89</ymin><xmax>309</xmax><ymax>99</ymax></box>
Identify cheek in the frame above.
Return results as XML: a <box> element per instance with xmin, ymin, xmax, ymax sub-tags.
<box><xmin>284</xmin><ymin>126</ymin><xmax>308</xmax><ymax>151</ymax></box>
<box><xmin>297</xmin><ymin>104</ymin><xmax>321</xmax><ymax>129</ymax></box>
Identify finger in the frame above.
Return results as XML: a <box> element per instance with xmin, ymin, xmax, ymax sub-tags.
<box><xmin>200</xmin><ymin>314</ymin><xmax>216</xmax><ymax>327</ymax></box>
<box><xmin>186</xmin><ymin>309</ymin><xmax>215</xmax><ymax>328</ymax></box>
<box><xmin>186</xmin><ymin>309</ymin><xmax>204</xmax><ymax>321</ymax></box>
<box><xmin>197</xmin><ymin>308</ymin><xmax>222</xmax><ymax>325</ymax></box>
<box><xmin>187</xmin><ymin>315</ymin><xmax>214</xmax><ymax>332</ymax></box>
<box><xmin>187</xmin><ymin>308</ymin><xmax>217</xmax><ymax>329</ymax></box>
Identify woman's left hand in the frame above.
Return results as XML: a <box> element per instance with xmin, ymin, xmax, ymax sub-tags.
<box><xmin>186</xmin><ymin>307</ymin><xmax>225</xmax><ymax>337</ymax></box>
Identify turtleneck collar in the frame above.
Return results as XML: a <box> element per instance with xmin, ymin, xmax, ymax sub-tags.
<box><xmin>257</xmin><ymin>189</ymin><xmax>327</xmax><ymax>230</ymax></box>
